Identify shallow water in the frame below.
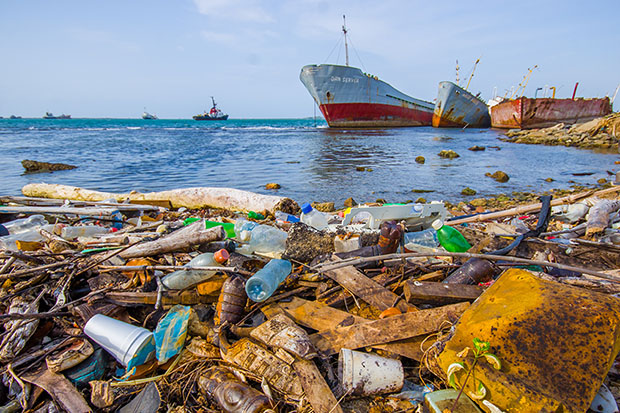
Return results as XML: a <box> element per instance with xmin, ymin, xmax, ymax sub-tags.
<box><xmin>0</xmin><ymin>118</ymin><xmax>617</xmax><ymax>207</ymax></box>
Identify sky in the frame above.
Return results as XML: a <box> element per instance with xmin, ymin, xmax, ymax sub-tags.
<box><xmin>1</xmin><ymin>0</ymin><xmax>619</xmax><ymax>118</ymax></box>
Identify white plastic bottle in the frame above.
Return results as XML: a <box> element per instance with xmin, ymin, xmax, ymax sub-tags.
<box><xmin>300</xmin><ymin>203</ymin><xmax>329</xmax><ymax>230</ymax></box>
<box><xmin>161</xmin><ymin>249</ymin><xmax>230</xmax><ymax>290</ymax></box>
<box><xmin>3</xmin><ymin>215</ymin><xmax>47</xmax><ymax>235</ymax></box>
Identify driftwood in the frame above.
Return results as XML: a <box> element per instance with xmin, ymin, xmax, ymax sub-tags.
<box><xmin>119</xmin><ymin>220</ymin><xmax>225</xmax><ymax>258</ymax></box>
<box><xmin>293</xmin><ymin>359</ymin><xmax>344</xmax><ymax>413</ymax></box>
<box><xmin>403</xmin><ymin>280</ymin><xmax>483</xmax><ymax>304</ymax></box>
<box><xmin>586</xmin><ymin>199</ymin><xmax>620</xmax><ymax>238</ymax></box>
<box><xmin>21</xmin><ymin>183</ymin><xmax>295</xmax><ymax>212</ymax></box>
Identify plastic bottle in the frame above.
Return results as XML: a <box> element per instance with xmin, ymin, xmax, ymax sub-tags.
<box><xmin>60</xmin><ymin>225</ymin><xmax>110</xmax><ymax>240</ymax></box>
<box><xmin>205</xmin><ymin>221</ymin><xmax>236</xmax><ymax>238</ymax></box>
<box><xmin>0</xmin><ymin>224</ymin><xmax>57</xmax><ymax>251</ymax></box>
<box><xmin>247</xmin><ymin>211</ymin><xmax>265</xmax><ymax>220</ymax></box>
<box><xmin>2</xmin><ymin>215</ymin><xmax>47</xmax><ymax>235</ymax></box>
<box><xmin>198</xmin><ymin>367</ymin><xmax>274</xmax><ymax>413</ymax></box>
<box><xmin>236</xmin><ymin>225</ymin><xmax>288</xmax><ymax>256</ymax></box>
<box><xmin>234</xmin><ymin>218</ymin><xmax>258</xmax><ymax>238</ymax></box>
<box><xmin>403</xmin><ymin>228</ymin><xmax>439</xmax><ymax>248</ymax></box>
<box><xmin>432</xmin><ymin>220</ymin><xmax>471</xmax><ymax>252</ymax></box>
<box><xmin>245</xmin><ymin>259</ymin><xmax>292</xmax><ymax>302</ymax></box>
<box><xmin>300</xmin><ymin>203</ymin><xmax>329</xmax><ymax>230</ymax></box>
<box><xmin>161</xmin><ymin>249</ymin><xmax>230</xmax><ymax>290</ymax></box>
<box><xmin>274</xmin><ymin>211</ymin><xmax>300</xmax><ymax>223</ymax></box>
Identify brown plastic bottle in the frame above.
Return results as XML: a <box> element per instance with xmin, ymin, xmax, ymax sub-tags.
<box><xmin>198</xmin><ymin>366</ymin><xmax>275</xmax><ymax>413</ymax></box>
<box><xmin>442</xmin><ymin>258</ymin><xmax>497</xmax><ymax>284</ymax></box>
<box><xmin>215</xmin><ymin>275</ymin><xmax>247</xmax><ymax>326</ymax></box>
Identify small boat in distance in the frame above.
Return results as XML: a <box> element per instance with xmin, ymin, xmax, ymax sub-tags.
<box><xmin>193</xmin><ymin>97</ymin><xmax>229</xmax><ymax>121</ymax></box>
<box><xmin>142</xmin><ymin>111</ymin><xmax>158</xmax><ymax>120</ymax></box>
<box><xmin>43</xmin><ymin>112</ymin><xmax>71</xmax><ymax>119</ymax></box>
<box><xmin>300</xmin><ymin>16</ymin><xmax>434</xmax><ymax>128</ymax></box>
<box><xmin>10</xmin><ymin>115</ymin><xmax>22</xmax><ymax>119</ymax></box>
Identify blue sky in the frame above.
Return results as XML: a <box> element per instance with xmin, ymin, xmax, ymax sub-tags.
<box><xmin>1</xmin><ymin>0</ymin><xmax>618</xmax><ymax>118</ymax></box>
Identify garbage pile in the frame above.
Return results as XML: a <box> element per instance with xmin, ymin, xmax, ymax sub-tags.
<box><xmin>2</xmin><ymin>184</ymin><xmax>620</xmax><ymax>412</ymax></box>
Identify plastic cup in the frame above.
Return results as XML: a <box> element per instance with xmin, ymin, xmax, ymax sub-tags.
<box><xmin>84</xmin><ymin>314</ymin><xmax>155</xmax><ymax>370</ymax></box>
<box><xmin>338</xmin><ymin>348</ymin><xmax>404</xmax><ymax>396</ymax></box>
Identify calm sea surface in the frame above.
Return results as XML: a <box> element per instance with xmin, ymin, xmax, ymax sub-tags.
<box><xmin>0</xmin><ymin>118</ymin><xmax>617</xmax><ymax>207</ymax></box>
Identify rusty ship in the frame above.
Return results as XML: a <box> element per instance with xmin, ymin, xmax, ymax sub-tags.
<box><xmin>299</xmin><ymin>17</ymin><xmax>434</xmax><ymax>128</ymax></box>
<box><xmin>432</xmin><ymin>81</ymin><xmax>490</xmax><ymax>128</ymax></box>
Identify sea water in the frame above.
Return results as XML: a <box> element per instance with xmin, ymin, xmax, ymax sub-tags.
<box><xmin>0</xmin><ymin>117</ymin><xmax>616</xmax><ymax>206</ymax></box>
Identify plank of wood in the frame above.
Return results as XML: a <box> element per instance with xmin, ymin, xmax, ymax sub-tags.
<box><xmin>22</xmin><ymin>368</ymin><xmax>92</xmax><ymax>413</ymax></box>
<box><xmin>403</xmin><ymin>280</ymin><xmax>483</xmax><ymax>304</ymax></box>
<box><xmin>324</xmin><ymin>256</ymin><xmax>416</xmax><ymax>313</ymax></box>
<box><xmin>262</xmin><ymin>297</ymin><xmax>425</xmax><ymax>360</ymax></box>
<box><xmin>293</xmin><ymin>359</ymin><xmax>343</xmax><ymax>413</ymax></box>
<box><xmin>309</xmin><ymin>302</ymin><xmax>469</xmax><ymax>355</ymax></box>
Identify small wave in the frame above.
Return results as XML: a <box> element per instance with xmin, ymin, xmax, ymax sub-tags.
<box><xmin>126</xmin><ymin>126</ymin><xmax>142</xmax><ymax>130</ymax></box>
<box><xmin>221</xmin><ymin>126</ymin><xmax>296</xmax><ymax>131</ymax></box>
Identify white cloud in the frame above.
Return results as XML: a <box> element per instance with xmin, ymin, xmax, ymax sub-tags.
<box><xmin>193</xmin><ymin>0</ymin><xmax>274</xmax><ymax>23</ymax></box>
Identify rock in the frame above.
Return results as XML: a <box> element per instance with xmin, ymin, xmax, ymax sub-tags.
<box><xmin>415</xmin><ymin>197</ymin><xmax>426</xmax><ymax>204</ymax></box>
<box><xmin>275</xmin><ymin>198</ymin><xmax>301</xmax><ymax>215</ymax></box>
<box><xmin>438</xmin><ymin>150</ymin><xmax>459</xmax><ymax>159</ymax></box>
<box><xmin>356</xmin><ymin>166</ymin><xmax>366</xmax><ymax>171</ymax></box>
<box><xmin>265</xmin><ymin>183</ymin><xmax>281</xmax><ymax>190</ymax></box>
<box><xmin>545</xmin><ymin>177</ymin><xmax>554</xmax><ymax>182</ymax></box>
<box><xmin>411</xmin><ymin>189</ymin><xmax>435</xmax><ymax>193</ymax></box>
<box><xmin>597</xmin><ymin>178</ymin><xmax>608</xmax><ymax>185</ymax></box>
<box><xmin>312</xmin><ymin>202</ymin><xmax>335</xmax><ymax>212</ymax></box>
<box><xmin>375</xmin><ymin>198</ymin><xmax>387</xmax><ymax>204</ymax></box>
<box><xmin>343</xmin><ymin>197</ymin><xmax>357</xmax><ymax>208</ymax></box>
<box><xmin>468</xmin><ymin>146</ymin><xmax>485</xmax><ymax>151</ymax></box>
<box><xmin>22</xmin><ymin>159</ymin><xmax>77</xmax><ymax>173</ymax></box>
<box><xmin>283</xmin><ymin>223</ymin><xmax>335</xmax><ymax>263</ymax></box>
<box><xmin>366</xmin><ymin>168</ymin><xmax>373</xmax><ymax>172</ymax></box>
<box><xmin>486</xmin><ymin>170</ymin><xmax>510</xmax><ymax>183</ymax></box>
<box><xmin>415</xmin><ymin>156</ymin><xmax>425</xmax><ymax>164</ymax></box>
<box><xmin>461</xmin><ymin>187</ymin><xmax>477</xmax><ymax>196</ymax></box>
<box><xmin>470</xmin><ymin>198</ymin><xmax>488</xmax><ymax>207</ymax></box>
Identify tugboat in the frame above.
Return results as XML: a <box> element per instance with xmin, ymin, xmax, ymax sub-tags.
<box><xmin>43</xmin><ymin>112</ymin><xmax>71</xmax><ymax>119</ymax></box>
<box><xmin>193</xmin><ymin>97</ymin><xmax>229</xmax><ymax>121</ymax></box>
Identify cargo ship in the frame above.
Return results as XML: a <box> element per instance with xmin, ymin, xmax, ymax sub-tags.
<box><xmin>43</xmin><ymin>112</ymin><xmax>71</xmax><ymax>119</ymax></box>
<box><xmin>299</xmin><ymin>17</ymin><xmax>434</xmax><ymax>128</ymax></box>
<box><xmin>490</xmin><ymin>97</ymin><xmax>612</xmax><ymax>129</ymax></box>
<box><xmin>432</xmin><ymin>81</ymin><xmax>490</xmax><ymax>128</ymax></box>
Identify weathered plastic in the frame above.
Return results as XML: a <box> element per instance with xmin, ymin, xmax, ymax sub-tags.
<box><xmin>250</xmin><ymin>313</ymin><xmax>317</xmax><ymax>360</ymax></box>
<box><xmin>60</xmin><ymin>225</ymin><xmax>109</xmax><ymax>240</ymax></box>
<box><xmin>341</xmin><ymin>202</ymin><xmax>446</xmax><ymax>230</ymax></box>
<box><xmin>2</xmin><ymin>214</ymin><xmax>47</xmax><ymax>234</ymax></box>
<box><xmin>236</xmin><ymin>224</ymin><xmax>288</xmax><ymax>257</ymax></box>
<box><xmin>437</xmin><ymin>269</ymin><xmax>620</xmax><ymax>412</ymax></box>
<box><xmin>338</xmin><ymin>348</ymin><xmax>404</xmax><ymax>396</ymax></box>
<box><xmin>245</xmin><ymin>259</ymin><xmax>292</xmax><ymax>302</ymax></box>
<box><xmin>215</xmin><ymin>276</ymin><xmax>247</xmax><ymax>326</ymax></box>
<box><xmin>403</xmin><ymin>228</ymin><xmax>439</xmax><ymax>248</ymax></box>
<box><xmin>443</xmin><ymin>258</ymin><xmax>496</xmax><ymax>285</ymax></box>
<box><xmin>0</xmin><ymin>224</ymin><xmax>57</xmax><ymax>251</ymax></box>
<box><xmin>424</xmin><ymin>389</ymin><xmax>483</xmax><ymax>412</ymax></box>
<box><xmin>161</xmin><ymin>249</ymin><xmax>229</xmax><ymax>290</ymax></box>
<box><xmin>300</xmin><ymin>203</ymin><xmax>329</xmax><ymax>230</ymax></box>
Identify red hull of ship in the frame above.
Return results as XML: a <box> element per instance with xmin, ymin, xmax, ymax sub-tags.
<box><xmin>491</xmin><ymin>97</ymin><xmax>612</xmax><ymax>129</ymax></box>
<box><xmin>319</xmin><ymin>103</ymin><xmax>433</xmax><ymax>128</ymax></box>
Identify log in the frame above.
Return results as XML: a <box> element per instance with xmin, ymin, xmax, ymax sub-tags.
<box><xmin>119</xmin><ymin>220</ymin><xmax>224</xmax><ymax>258</ymax></box>
<box><xmin>21</xmin><ymin>183</ymin><xmax>294</xmax><ymax>212</ymax></box>
<box><xmin>309</xmin><ymin>302</ymin><xmax>469</xmax><ymax>355</ymax></box>
<box><xmin>403</xmin><ymin>280</ymin><xmax>483</xmax><ymax>304</ymax></box>
<box><xmin>293</xmin><ymin>359</ymin><xmax>343</xmax><ymax>413</ymax></box>
<box><xmin>586</xmin><ymin>199</ymin><xmax>620</xmax><ymax>238</ymax></box>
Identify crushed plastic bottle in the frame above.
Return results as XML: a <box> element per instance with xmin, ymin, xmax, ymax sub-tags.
<box><xmin>403</xmin><ymin>228</ymin><xmax>439</xmax><ymax>248</ymax></box>
<box><xmin>432</xmin><ymin>219</ymin><xmax>471</xmax><ymax>252</ymax></box>
<box><xmin>161</xmin><ymin>249</ymin><xmax>230</xmax><ymax>290</ymax></box>
<box><xmin>60</xmin><ymin>225</ymin><xmax>110</xmax><ymax>240</ymax></box>
<box><xmin>2</xmin><ymin>215</ymin><xmax>47</xmax><ymax>235</ymax></box>
<box><xmin>236</xmin><ymin>225</ymin><xmax>287</xmax><ymax>257</ymax></box>
<box><xmin>300</xmin><ymin>203</ymin><xmax>329</xmax><ymax>230</ymax></box>
<box><xmin>0</xmin><ymin>224</ymin><xmax>57</xmax><ymax>251</ymax></box>
<box><xmin>245</xmin><ymin>259</ymin><xmax>292</xmax><ymax>302</ymax></box>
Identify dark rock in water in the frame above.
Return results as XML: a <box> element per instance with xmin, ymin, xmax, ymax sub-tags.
<box><xmin>486</xmin><ymin>170</ymin><xmax>510</xmax><ymax>183</ymax></box>
<box><xmin>411</xmin><ymin>189</ymin><xmax>435</xmax><ymax>193</ymax></box>
<box><xmin>343</xmin><ymin>197</ymin><xmax>357</xmax><ymax>208</ymax></box>
<box><xmin>461</xmin><ymin>187</ymin><xmax>477</xmax><ymax>196</ymax></box>
<box><xmin>313</xmin><ymin>202</ymin><xmax>335</xmax><ymax>212</ymax></box>
<box><xmin>265</xmin><ymin>182</ymin><xmax>281</xmax><ymax>190</ymax></box>
<box><xmin>22</xmin><ymin>159</ymin><xmax>77</xmax><ymax>173</ymax></box>
<box><xmin>597</xmin><ymin>178</ymin><xmax>608</xmax><ymax>185</ymax></box>
<box><xmin>415</xmin><ymin>197</ymin><xmax>427</xmax><ymax>203</ymax></box>
<box><xmin>284</xmin><ymin>223</ymin><xmax>334</xmax><ymax>263</ymax></box>
<box><xmin>545</xmin><ymin>177</ymin><xmax>555</xmax><ymax>182</ymax></box>
<box><xmin>356</xmin><ymin>166</ymin><xmax>366</xmax><ymax>171</ymax></box>
<box><xmin>468</xmin><ymin>146</ymin><xmax>486</xmax><ymax>151</ymax></box>
<box><xmin>438</xmin><ymin>150</ymin><xmax>460</xmax><ymax>159</ymax></box>
<box><xmin>415</xmin><ymin>156</ymin><xmax>425</xmax><ymax>164</ymax></box>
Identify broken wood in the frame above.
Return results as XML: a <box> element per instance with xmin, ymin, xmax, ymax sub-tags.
<box><xmin>403</xmin><ymin>280</ymin><xmax>483</xmax><ymax>304</ymax></box>
<box><xmin>105</xmin><ymin>290</ymin><xmax>218</xmax><ymax>306</ymax></box>
<box><xmin>586</xmin><ymin>199</ymin><xmax>620</xmax><ymax>238</ymax></box>
<box><xmin>293</xmin><ymin>359</ymin><xmax>344</xmax><ymax>413</ymax></box>
<box><xmin>309</xmin><ymin>302</ymin><xmax>469</xmax><ymax>355</ymax></box>
<box><xmin>22</xmin><ymin>368</ymin><xmax>92</xmax><ymax>413</ymax></box>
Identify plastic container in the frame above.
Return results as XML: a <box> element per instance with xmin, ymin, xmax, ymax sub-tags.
<box><xmin>338</xmin><ymin>348</ymin><xmax>404</xmax><ymax>396</ymax></box>
<box><xmin>198</xmin><ymin>367</ymin><xmax>274</xmax><ymax>413</ymax></box>
<box><xmin>0</xmin><ymin>224</ymin><xmax>57</xmax><ymax>251</ymax></box>
<box><xmin>237</xmin><ymin>225</ymin><xmax>288</xmax><ymax>256</ymax></box>
<box><xmin>161</xmin><ymin>249</ymin><xmax>230</xmax><ymax>290</ymax></box>
<box><xmin>234</xmin><ymin>218</ymin><xmax>259</xmax><ymax>238</ymax></box>
<box><xmin>2</xmin><ymin>215</ymin><xmax>47</xmax><ymax>235</ymax></box>
<box><xmin>247</xmin><ymin>211</ymin><xmax>265</xmax><ymax>220</ymax></box>
<box><xmin>403</xmin><ymin>228</ymin><xmax>439</xmax><ymax>248</ymax></box>
<box><xmin>205</xmin><ymin>221</ymin><xmax>236</xmax><ymax>238</ymax></box>
<box><xmin>60</xmin><ymin>225</ymin><xmax>110</xmax><ymax>240</ymax></box>
<box><xmin>274</xmin><ymin>211</ymin><xmax>300</xmax><ymax>223</ymax></box>
<box><xmin>300</xmin><ymin>203</ymin><xmax>329</xmax><ymax>230</ymax></box>
<box><xmin>245</xmin><ymin>259</ymin><xmax>292</xmax><ymax>302</ymax></box>
<box><xmin>432</xmin><ymin>220</ymin><xmax>471</xmax><ymax>252</ymax></box>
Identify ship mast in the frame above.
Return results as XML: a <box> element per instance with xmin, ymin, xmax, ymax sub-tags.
<box><xmin>342</xmin><ymin>15</ymin><xmax>349</xmax><ymax>67</ymax></box>
<box><xmin>465</xmin><ymin>57</ymin><xmax>480</xmax><ymax>91</ymax></box>
<box><xmin>455</xmin><ymin>60</ymin><xmax>460</xmax><ymax>86</ymax></box>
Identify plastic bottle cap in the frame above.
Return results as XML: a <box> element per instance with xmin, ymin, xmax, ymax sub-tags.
<box><xmin>301</xmin><ymin>203</ymin><xmax>313</xmax><ymax>214</ymax></box>
<box><xmin>431</xmin><ymin>219</ymin><xmax>443</xmax><ymax>230</ymax></box>
<box><xmin>214</xmin><ymin>249</ymin><xmax>230</xmax><ymax>263</ymax></box>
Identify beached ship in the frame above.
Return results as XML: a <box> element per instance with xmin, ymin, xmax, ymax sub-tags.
<box><xmin>43</xmin><ymin>112</ymin><xmax>71</xmax><ymax>119</ymax></box>
<box><xmin>433</xmin><ymin>81</ymin><xmax>491</xmax><ymax>128</ymax></box>
<box><xmin>299</xmin><ymin>17</ymin><xmax>434</xmax><ymax>128</ymax></box>
<box><xmin>193</xmin><ymin>97</ymin><xmax>228</xmax><ymax>121</ymax></box>
<box><xmin>142</xmin><ymin>111</ymin><xmax>158</xmax><ymax>120</ymax></box>
<box><xmin>490</xmin><ymin>97</ymin><xmax>612</xmax><ymax>129</ymax></box>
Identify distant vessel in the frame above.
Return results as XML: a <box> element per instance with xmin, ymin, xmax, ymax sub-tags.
<box><xmin>142</xmin><ymin>111</ymin><xmax>158</xmax><ymax>120</ymax></box>
<box><xmin>299</xmin><ymin>16</ymin><xmax>434</xmax><ymax>128</ymax></box>
<box><xmin>43</xmin><ymin>112</ymin><xmax>71</xmax><ymax>119</ymax></box>
<box><xmin>193</xmin><ymin>97</ymin><xmax>229</xmax><ymax>121</ymax></box>
<box><xmin>9</xmin><ymin>115</ymin><xmax>21</xmax><ymax>119</ymax></box>
<box><xmin>432</xmin><ymin>59</ymin><xmax>491</xmax><ymax>128</ymax></box>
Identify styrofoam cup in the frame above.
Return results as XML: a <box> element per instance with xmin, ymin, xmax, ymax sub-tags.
<box><xmin>338</xmin><ymin>348</ymin><xmax>404</xmax><ymax>396</ymax></box>
<box><xmin>84</xmin><ymin>314</ymin><xmax>154</xmax><ymax>369</ymax></box>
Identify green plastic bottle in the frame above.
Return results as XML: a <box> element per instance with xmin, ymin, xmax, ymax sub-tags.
<box><xmin>432</xmin><ymin>219</ymin><xmax>471</xmax><ymax>252</ymax></box>
<box><xmin>183</xmin><ymin>218</ymin><xmax>236</xmax><ymax>238</ymax></box>
<box><xmin>247</xmin><ymin>211</ymin><xmax>265</xmax><ymax>220</ymax></box>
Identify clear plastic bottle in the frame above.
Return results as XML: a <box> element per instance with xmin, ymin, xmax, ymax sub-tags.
<box><xmin>237</xmin><ymin>225</ymin><xmax>288</xmax><ymax>256</ymax></box>
<box><xmin>274</xmin><ymin>211</ymin><xmax>300</xmax><ymax>223</ymax></box>
<box><xmin>234</xmin><ymin>218</ymin><xmax>259</xmax><ymax>238</ymax></box>
<box><xmin>300</xmin><ymin>203</ymin><xmax>329</xmax><ymax>230</ymax></box>
<box><xmin>0</xmin><ymin>224</ymin><xmax>57</xmax><ymax>251</ymax></box>
<box><xmin>432</xmin><ymin>219</ymin><xmax>471</xmax><ymax>252</ymax></box>
<box><xmin>403</xmin><ymin>228</ymin><xmax>439</xmax><ymax>248</ymax></box>
<box><xmin>161</xmin><ymin>249</ymin><xmax>230</xmax><ymax>290</ymax></box>
<box><xmin>245</xmin><ymin>259</ymin><xmax>292</xmax><ymax>302</ymax></box>
<box><xmin>60</xmin><ymin>225</ymin><xmax>110</xmax><ymax>240</ymax></box>
<box><xmin>3</xmin><ymin>215</ymin><xmax>47</xmax><ymax>235</ymax></box>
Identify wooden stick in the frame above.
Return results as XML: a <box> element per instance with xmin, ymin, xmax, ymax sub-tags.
<box><xmin>0</xmin><ymin>260</ymin><xmax>69</xmax><ymax>281</ymax></box>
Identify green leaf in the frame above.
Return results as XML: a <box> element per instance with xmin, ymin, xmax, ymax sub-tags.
<box><xmin>473</xmin><ymin>337</ymin><xmax>490</xmax><ymax>353</ymax></box>
<box><xmin>484</xmin><ymin>353</ymin><xmax>502</xmax><ymax>370</ymax></box>
<box><xmin>468</xmin><ymin>381</ymin><xmax>487</xmax><ymax>400</ymax></box>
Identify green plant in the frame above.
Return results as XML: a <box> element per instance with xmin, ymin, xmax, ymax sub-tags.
<box><xmin>446</xmin><ymin>338</ymin><xmax>501</xmax><ymax>410</ymax></box>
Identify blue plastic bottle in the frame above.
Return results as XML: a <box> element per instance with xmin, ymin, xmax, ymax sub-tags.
<box><xmin>245</xmin><ymin>259</ymin><xmax>292</xmax><ymax>302</ymax></box>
